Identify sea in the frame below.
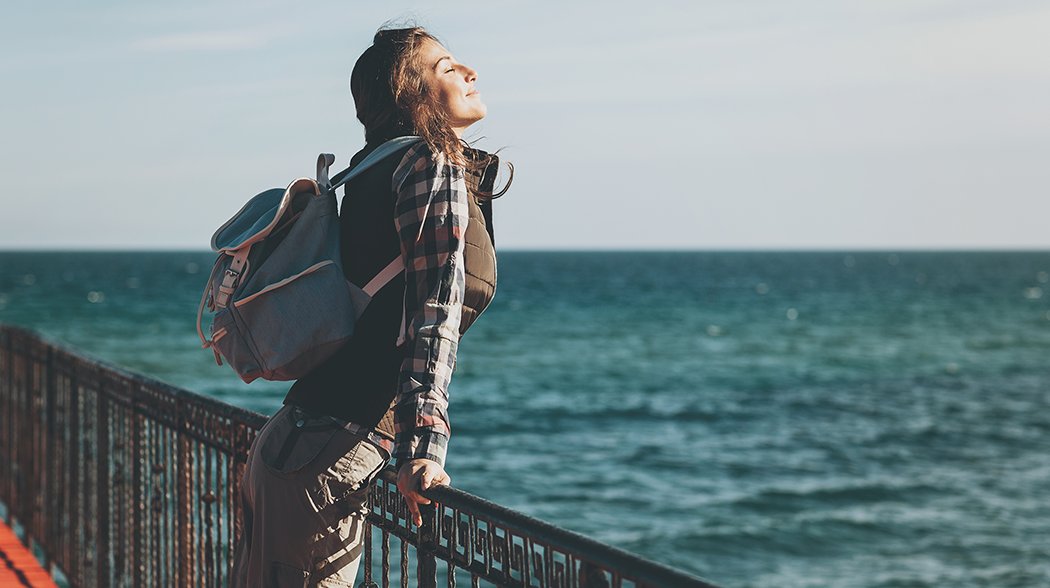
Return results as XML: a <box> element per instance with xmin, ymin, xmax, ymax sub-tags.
<box><xmin>0</xmin><ymin>250</ymin><xmax>1047</xmax><ymax>588</ymax></box>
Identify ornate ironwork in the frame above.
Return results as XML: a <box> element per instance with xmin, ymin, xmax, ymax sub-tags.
<box><xmin>0</xmin><ymin>324</ymin><xmax>719</xmax><ymax>587</ymax></box>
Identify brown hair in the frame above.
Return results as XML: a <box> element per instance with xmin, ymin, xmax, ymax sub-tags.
<box><xmin>350</xmin><ymin>25</ymin><xmax>512</xmax><ymax>198</ymax></box>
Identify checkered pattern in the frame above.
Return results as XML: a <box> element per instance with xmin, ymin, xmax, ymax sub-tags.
<box><xmin>389</xmin><ymin>142</ymin><xmax>472</xmax><ymax>467</ymax></box>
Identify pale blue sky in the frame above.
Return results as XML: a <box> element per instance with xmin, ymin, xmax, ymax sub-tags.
<box><xmin>1</xmin><ymin>0</ymin><xmax>1048</xmax><ymax>249</ymax></box>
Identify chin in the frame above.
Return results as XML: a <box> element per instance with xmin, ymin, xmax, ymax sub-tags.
<box><xmin>452</xmin><ymin>106</ymin><xmax>487</xmax><ymax>129</ymax></box>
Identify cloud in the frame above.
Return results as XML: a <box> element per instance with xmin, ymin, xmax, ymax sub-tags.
<box><xmin>132</xmin><ymin>29</ymin><xmax>285</xmax><ymax>52</ymax></box>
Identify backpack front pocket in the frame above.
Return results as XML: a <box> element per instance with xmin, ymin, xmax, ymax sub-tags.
<box><xmin>231</xmin><ymin>260</ymin><xmax>355</xmax><ymax>380</ymax></box>
<box><xmin>210</xmin><ymin>307</ymin><xmax>264</xmax><ymax>382</ymax></box>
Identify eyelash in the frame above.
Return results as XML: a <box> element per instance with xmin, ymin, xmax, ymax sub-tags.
<box><xmin>445</xmin><ymin>67</ymin><xmax>454</xmax><ymax>73</ymax></box>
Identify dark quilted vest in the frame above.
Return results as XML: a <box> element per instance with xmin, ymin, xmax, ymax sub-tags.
<box><xmin>461</xmin><ymin>176</ymin><xmax>497</xmax><ymax>333</ymax></box>
<box><xmin>283</xmin><ymin>139</ymin><xmax>497</xmax><ymax>438</ymax></box>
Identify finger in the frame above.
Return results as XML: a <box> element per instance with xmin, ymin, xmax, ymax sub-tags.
<box><xmin>405</xmin><ymin>497</ymin><xmax>421</xmax><ymax>526</ymax></box>
<box><xmin>405</xmin><ymin>488</ymin><xmax>431</xmax><ymax>506</ymax></box>
<box><xmin>427</xmin><ymin>476</ymin><xmax>448</xmax><ymax>489</ymax></box>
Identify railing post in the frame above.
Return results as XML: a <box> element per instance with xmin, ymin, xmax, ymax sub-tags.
<box><xmin>43</xmin><ymin>346</ymin><xmax>55</xmax><ymax>575</ymax></box>
<box><xmin>132</xmin><ymin>388</ymin><xmax>145</xmax><ymax>585</ymax></box>
<box><xmin>11</xmin><ymin>330</ymin><xmax>25</xmax><ymax>538</ymax></box>
<box><xmin>67</xmin><ymin>357</ymin><xmax>81</xmax><ymax>582</ymax></box>
<box><xmin>96</xmin><ymin>371</ymin><xmax>110</xmax><ymax>588</ymax></box>
<box><xmin>0</xmin><ymin>328</ymin><xmax>10</xmax><ymax>518</ymax></box>
<box><xmin>30</xmin><ymin>342</ymin><xmax>43</xmax><ymax>557</ymax></box>
<box><xmin>418</xmin><ymin>503</ymin><xmax>437</xmax><ymax>588</ymax></box>
<box><xmin>176</xmin><ymin>397</ymin><xmax>193</xmax><ymax>588</ymax></box>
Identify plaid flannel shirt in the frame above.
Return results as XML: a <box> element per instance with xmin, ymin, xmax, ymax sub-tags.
<box><xmin>389</xmin><ymin>142</ymin><xmax>487</xmax><ymax>467</ymax></box>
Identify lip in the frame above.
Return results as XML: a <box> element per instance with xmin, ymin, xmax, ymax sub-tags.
<box><xmin>466</xmin><ymin>90</ymin><xmax>479</xmax><ymax>97</ymax></box>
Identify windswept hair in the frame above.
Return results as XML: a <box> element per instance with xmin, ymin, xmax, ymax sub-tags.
<box><xmin>350</xmin><ymin>25</ymin><xmax>512</xmax><ymax>198</ymax></box>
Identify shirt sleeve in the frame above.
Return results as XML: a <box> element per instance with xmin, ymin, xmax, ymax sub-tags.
<box><xmin>389</xmin><ymin>142</ymin><xmax>469</xmax><ymax>467</ymax></box>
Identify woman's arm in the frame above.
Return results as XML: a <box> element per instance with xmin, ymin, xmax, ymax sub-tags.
<box><xmin>390</xmin><ymin>141</ymin><xmax>469</xmax><ymax>470</ymax></box>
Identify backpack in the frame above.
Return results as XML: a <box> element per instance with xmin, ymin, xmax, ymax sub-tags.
<box><xmin>196</xmin><ymin>136</ymin><xmax>421</xmax><ymax>383</ymax></box>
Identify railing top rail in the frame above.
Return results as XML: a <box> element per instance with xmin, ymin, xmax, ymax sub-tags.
<box><xmin>0</xmin><ymin>323</ymin><xmax>267</xmax><ymax>429</ymax></box>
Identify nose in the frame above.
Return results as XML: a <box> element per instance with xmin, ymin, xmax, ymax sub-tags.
<box><xmin>463</xmin><ymin>64</ymin><xmax>477</xmax><ymax>82</ymax></box>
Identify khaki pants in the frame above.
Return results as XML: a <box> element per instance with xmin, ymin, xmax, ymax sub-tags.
<box><xmin>231</xmin><ymin>405</ymin><xmax>390</xmax><ymax>587</ymax></box>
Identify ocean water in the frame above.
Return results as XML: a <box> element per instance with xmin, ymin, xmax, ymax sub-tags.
<box><xmin>1</xmin><ymin>250</ymin><xmax>1048</xmax><ymax>587</ymax></box>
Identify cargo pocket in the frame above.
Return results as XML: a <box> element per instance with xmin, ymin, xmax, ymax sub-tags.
<box><xmin>269</xmin><ymin>561</ymin><xmax>309</xmax><ymax>588</ymax></box>
<box><xmin>323</xmin><ymin>433</ymin><xmax>389</xmax><ymax>506</ymax></box>
<box><xmin>259</xmin><ymin>407</ymin><xmax>340</xmax><ymax>476</ymax></box>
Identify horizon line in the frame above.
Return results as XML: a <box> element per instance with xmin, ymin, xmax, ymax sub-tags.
<box><xmin>3</xmin><ymin>246</ymin><xmax>1050</xmax><ymax>254</ymax></box>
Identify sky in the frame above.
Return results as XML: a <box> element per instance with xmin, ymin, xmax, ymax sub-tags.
<box><xmin>1</xmin><ymin>0</ymin><xmax>1048</xmax><ymax>250</ymax></box>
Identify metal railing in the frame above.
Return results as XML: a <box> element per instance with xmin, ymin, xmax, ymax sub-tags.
<box><xmin>0</xmin><ymin>324</ymin><xmax>719</xmax><ymax>588</ymax></box>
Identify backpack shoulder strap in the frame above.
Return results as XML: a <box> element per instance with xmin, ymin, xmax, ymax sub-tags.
<box><xmin>363</xmin><ymin>257</ymin><xmax>405</xmax><ymax>297</ymax></box>
<box><xmin>317</xmin><ymin>136</ymin><xmax>422</xmax><ymax>305</ymax></box>
<box><xmin>317</xmin><ymin>135</ymin><xmax>422</xmax><ymax>192</ymax></box>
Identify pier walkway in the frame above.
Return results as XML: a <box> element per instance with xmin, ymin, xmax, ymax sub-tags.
<box><xmin>0</xmin><ymin>519</ymin><xmax>56</xmax><ymax>588</ymax></box>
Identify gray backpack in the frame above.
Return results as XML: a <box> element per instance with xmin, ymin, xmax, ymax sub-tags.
<box><xmin>196</xmin><ymin>136</ymin><xmax>421</xmax><ymax>383</ymax></box>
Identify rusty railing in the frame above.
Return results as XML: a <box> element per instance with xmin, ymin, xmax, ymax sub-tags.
<box><xmin>0</xmin><ymin>324</ymin><xmax>718</xmax><ymax>587</ymax></box>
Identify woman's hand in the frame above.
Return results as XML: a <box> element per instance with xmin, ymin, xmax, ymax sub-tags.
<box><xmin>396</xmin><ymin>458</ymin><xmax>451</xmax><ymax>527</ymax></box>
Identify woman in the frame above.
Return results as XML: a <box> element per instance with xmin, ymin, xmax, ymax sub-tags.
<box><xmin>231</xmin><ymin>25</ymin><xmax>510</xmax><ymax>587</ymax></box>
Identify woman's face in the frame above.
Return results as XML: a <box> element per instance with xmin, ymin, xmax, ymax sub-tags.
<box><xmin>419</xmin><ymin>39</ymin><xmax>486</xmax><ymax>136</ymax></box>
